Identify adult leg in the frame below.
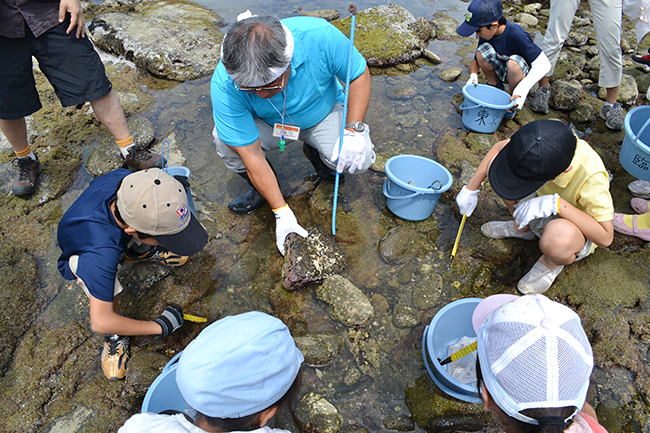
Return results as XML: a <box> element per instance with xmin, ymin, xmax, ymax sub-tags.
<box><xmin>0</xmin><ymin>118</ymin><xmax>29</xmax><ymax>152</ymax></box>
<box><xmin>0</xmin><ymin>118</ymin><xmax>42</xmax><ymax>196</ymax></box>
<box><xmin>90</xmin><ymin>90</ymin><xmax>130</xmax><ymax>141</ymax></box>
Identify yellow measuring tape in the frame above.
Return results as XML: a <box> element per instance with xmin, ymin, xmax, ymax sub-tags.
<box><xmin>183</xmin><ymin>313</ymin><xmax>207</xmax><ymax>323</ymax></box>
<box><xmin>439</xmin><ymin>341</ymin><xmax>477</xmax><ymax>366</ymax></box>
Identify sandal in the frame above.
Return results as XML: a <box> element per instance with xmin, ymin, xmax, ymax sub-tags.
<box><xmin>613</xmin><ymin>213</ymin><xmax>650</xmax><ymax>241</ymax></box>
<box><xmin>631</xmin><ymin>198</ymin><xmax>650</xmax><ymax>214</ymax></box>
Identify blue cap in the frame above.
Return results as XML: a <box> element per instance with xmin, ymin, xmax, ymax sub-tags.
<box><xmin>456</xmin><ymin>0</ymin><xmax>503</xmax><ymax>37</ymax></box>
<box><xmin>176</xmin><ymin>311</ymin><xmax>304</xmax><ymax>418</ymax></box>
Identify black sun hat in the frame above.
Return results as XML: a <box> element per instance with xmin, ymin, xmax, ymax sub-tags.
<box><xmin>488</xmin><ymin>120</ymin><xmax>577</xmax><ymax>201</ymax></box>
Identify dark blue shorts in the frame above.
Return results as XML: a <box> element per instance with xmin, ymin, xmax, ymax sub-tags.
<box><xmin>0</xmin><ymin>19</ymin><xmax>112</xmax><ymax>120</ymax></box>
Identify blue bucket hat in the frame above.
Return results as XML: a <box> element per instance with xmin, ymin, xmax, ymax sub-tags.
<box><xmin>456</xmin><ymin>0</ymin><xmax>503</xmax><ymax>37</ymax></box>
<box><xmin>176</xmin><ymin>311</ymin><xmax>304</xmax><ymax>418</ymax></box>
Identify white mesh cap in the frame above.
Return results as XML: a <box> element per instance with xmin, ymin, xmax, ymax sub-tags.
<box><xmin>477</xmin><ymin>294</ymin><xmax>593</xmax><ymax>425</ymax></box>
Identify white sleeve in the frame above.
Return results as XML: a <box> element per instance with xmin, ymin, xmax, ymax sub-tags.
<box><xmin>511</xmin><ymin>52</ymin><xmax>551</xmax><ymax>110</ymax></box>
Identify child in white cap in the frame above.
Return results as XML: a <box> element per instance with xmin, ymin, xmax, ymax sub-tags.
<box><xmin>472</xmin><ymin>294</ymin><xmax>607</xmax><ymax>432</ymax></box>
<box><xmin>119</xmin><ymin>311</ymin><xmax>304</xmax><ymax>432</ymax></box>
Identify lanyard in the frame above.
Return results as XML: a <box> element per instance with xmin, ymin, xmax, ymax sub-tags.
<box><xmin>267</xmin><ymin>85</ymin><xmax>293</xmax><ymax>151</ymax></box>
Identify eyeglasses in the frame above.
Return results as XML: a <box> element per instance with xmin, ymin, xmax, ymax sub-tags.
<box><xmin>234</xmin><ymin>70</ymin><xmax>287</xmax><ymax>93</ymax></box>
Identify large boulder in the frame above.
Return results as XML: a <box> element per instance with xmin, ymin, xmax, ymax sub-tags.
<box><xmin>332</xmin><ymin>5</ymin><xmax>428</xmax><ymax>66</ymax></box>
<box><xmin>88</xmin><ymin>1</ymin><xmax>225</xmax><ymax>81</ymax></box>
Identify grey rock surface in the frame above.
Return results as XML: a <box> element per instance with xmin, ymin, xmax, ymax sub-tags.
<box><xmin>317</xmin><ymin>275</ymin><xmax>374</xmax><ymax>326</ymax></box>
<box><xmin>294</xmin><ymin>393</ymin><xmax>343</xmax><ymax>433</ymax></box>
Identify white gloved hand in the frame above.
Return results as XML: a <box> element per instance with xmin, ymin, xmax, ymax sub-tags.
<box><xmin>456</xmin><ymin>185</ymin><xmax>479</xmax><ymax>217</ymax></box>
<box><xmin>331</xmin><ymin>129</ymin><xmax>367</xmax><ymax>174</ymax></box>
<box><xmin>513</xmin><ymin>193</ymin><xmax>560</xmax><ymax>229</ymax></box>
<box><xmin>466</xmin><ymin>73</ymin><xmax>479</xmax><ymax>86</ymax></box>
<box><xmin>274</xmin><ymin>205</ymin><xmax>308</xmax><ymax>255</ymax></box>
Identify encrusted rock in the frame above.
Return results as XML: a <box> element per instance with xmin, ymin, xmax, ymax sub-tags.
<box><xmin>565</xmin><ymin>31</ymin><xmax>589</xmax><ymax>47</ymax></box>
<box><xmin>387</xmin><ymin>87</ymin><xmax>418</xmax><ymax>100</ymax></box>
<box><xmin>282</xmin><ymin>226</ymin><xmax>348</xmax><ymax>292</ymax></box>
<box><xmin>513</xmin><ymin>13</ymin><xmax>538</xmax><ymax>27</ymax></box>
<box><xmin>392</xmin><ymin>304</ymin><xmax>420</xmax><ymax>328</ymax></box>
<box><xmin>378</xmin><ymin>227</ymin><xmax>426</xmax><ymax>263</ymax></box>
<box><xmin>317</xmin><ymin>275</ymin><xmax>374</xmax><ymax>326</ymax></box>
<box><xmin>430</xmin><ymin>13</ymin><xmax>461</xmax><ymax>40</ymax></box>
<box><xmin>412</xmin><ymin>274</ymin><xmax>443</xmax><ymax>310</ymax></box>
<box><xmin>428</xmin><ymin>415</ymin><xmax>484</xmax><ymax>432</ymax></box>
<box><xmin>343</xmin><ymin>366</ymin><xmax>362</xmax><ymax>386</ymax></box>
<box><xmin>294</xmin><ymin>393</ymin><xmax>343</xmax><ymax>433</ymax></box>
<box><xmin>383</xmin><ymin>416</ymin><xmax>415</xmax><ymax>431</ymax></box>
<box><xmin>549</xmin><ymin>80</ymin><xmax>583</xmax><ymax>111</ymax></box>
<box><xmin>347</xmin><ymin>327</ymin><xmax>380</xmax><ymax>377</ymax></box>
<box><xmin>440</xmin><ymin>67</ymin><xmax>463</xmax><ymax>82</ymax></box>
<box><xmin>522</xmin><ymin>3</ymin><xmax>542</xmax><ymax>14</ymax></box>
<box><xmin>569</xmin><ymin>101</ymin><xmax>597</xmax><ymax>124</ymax></box>
<box><xmin>294</xmin><ymin>332</ymin><xmax>344</xmax><ymax>366</ymax></box>
<box><xmin>301</xmin><ymin>9</ymin><xmax>340</xmax><ymax>21</ymax></box>
<box><xmin>123</xmin><ymin>351</ymin><xmax>171</xmax><ymax>397</ymax></box>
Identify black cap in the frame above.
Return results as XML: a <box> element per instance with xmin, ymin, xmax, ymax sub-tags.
<box><xmin>488</xmin><ymin>120</ymin><xmax>577</xmax><ymax>200</ymax></box>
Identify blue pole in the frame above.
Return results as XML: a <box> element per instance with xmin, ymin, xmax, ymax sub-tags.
<box><xmin>332</xmin><ymin>4</ymin><xmax>357</xmax><ymax>236</ymax></box>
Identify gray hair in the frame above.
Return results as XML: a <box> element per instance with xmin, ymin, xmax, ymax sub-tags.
<box><xmin>222</xmin><ymin>16</ymin><xmax>292</xmax><ymax>87</ymax></box>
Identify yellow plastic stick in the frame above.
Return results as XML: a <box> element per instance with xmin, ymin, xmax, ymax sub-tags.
<box><xmin>439</xmin><ymin>341</ymin><xmax>477</xmax><ymax>366</ymax></box>
<box><xmin>183</xmin><ymin>313</ymin><xmax>207</xmax><ymax>323</ymax></box>
<box><xmin>450</xmin><ymin>214</ymin><xmax>467</xmax><ymax>262</ymax></box>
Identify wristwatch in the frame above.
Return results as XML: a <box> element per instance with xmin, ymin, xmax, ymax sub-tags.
<box><xmin>345</xmin><ymin>121</ymin><xmax>365</xmax><ymax>132</ymax></box>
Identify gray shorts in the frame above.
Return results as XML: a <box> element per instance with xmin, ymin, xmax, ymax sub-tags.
<box><xmin>214</xmin><ymin>103</ymin><xmax>376</xmax><ymax>174</ymax></box>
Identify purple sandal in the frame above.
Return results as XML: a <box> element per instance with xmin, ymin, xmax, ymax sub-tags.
<box><xmin>614</xmin><ymin>213</ymin><xmax>650</xmax><ymax>241</ymax></box>
<box><xmin>631</xmin><ymin>198</ymin><xmax>650</xmax><ymax>215</ymax></box>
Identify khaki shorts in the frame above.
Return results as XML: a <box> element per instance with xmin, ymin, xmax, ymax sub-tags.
<box><xmin>68</xmin><ymin>255</ymin><xmax>124</xmax><ymax>299</ymax></box>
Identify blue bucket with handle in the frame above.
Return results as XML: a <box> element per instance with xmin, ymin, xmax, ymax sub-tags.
<box><xmin>460</xmin><ymin>84</ymin><xmax>515</xmax><ymax>134</ymax></box>
<box><xmin>141</xmin><ymin>351</ymin><xmax>190</xmax><ymax>413</ymax></box>
<box><xmin>620</xmin><ymin>106</ymin><xmax>650</xmax><ymax>181</ymax></box>
<box><xmin>164</xmin><ymin>166</ymin><xmax>196</xmax><ymax>214</ymax></box>
<box><xmin>422</xmin><ymin>298</ymin><xmax>483</xmax><ymax>404</ymax></box>
<box><xmin>382</xmin><ymin>155</ymin><xmax>453</xmax><ymax>221</ymax></box>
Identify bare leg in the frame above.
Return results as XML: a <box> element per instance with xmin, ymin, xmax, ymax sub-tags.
<box><xmin>476</xmin><ymin>51</ymin><xmax>498</xmax><ymax>86</ymax></box>
<box><xmin>606</xmin><ymin>86</ymin><xmax>619</xmax><ymax>105</ymax></box>
<box><xmin>506</xmin><ymin>59</ymin><xmax>525</xmax><ymax>94</ymax></box>
<box><xmin>538</xmin><ymin>219</ymin><xmax>585</xmax><ymax>267</ymax></box>
<box><xmin>0</xmin><ymin>118</ymin><xmax>29</xmax><ymax>154</ymax></box>
<box><xmin>538</xmin><ymin>76</ymin><xmax>551</xmax><ymax>89</ymax></box>
<box><xmin>90</xmin><ymin>90</ymin><xmax>130</xmax><ymax>141</ymax></box>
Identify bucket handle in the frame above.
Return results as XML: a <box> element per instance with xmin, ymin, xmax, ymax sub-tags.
<box><xmin>460</xmin><ymin>101</ymin><xmax>481</xmax><ymax>111</ymax></box>
<box><xmin>428</xmin><ymin>180</ymin><xmax>443</xmax><ymax>191</ymax></box>
<box><xmin>422</xmin><ymin>325</ymin><xmax>439</xmax><ymax>380</ymax></box>
<box><xmin>163</xmin><ymin>351</ymin><xmax>183</xmax><ymax>373</ymax></box>
<box><xmin>633</xmin><ymin>116</ymin><xmax>650</xmax><ymax>146</ymax></box>
<box><xmin>383</xmin><ymin>178</ymin><xmax>424</xmax><ymax>200</ymax></box>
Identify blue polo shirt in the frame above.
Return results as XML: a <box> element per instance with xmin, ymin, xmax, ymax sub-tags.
<box><xmin>476</xmin><ymin>20</ymin><xmax>542</xmax><ymax>66</ymax></box>
<box><xmin>57</xmin><ymin>169</ymin><xmax>131</xmax><ymax>302</ymax></box>
<box><xmin>211</xmin><ymin>16</ymin><xmax>368</xmax><ymax>147</ymax></box>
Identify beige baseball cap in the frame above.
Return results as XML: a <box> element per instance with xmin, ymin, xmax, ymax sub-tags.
<box><xmin>116</xmin><ymin>169</ymin><xmax>208</xmax><ymax>256</ymax></box>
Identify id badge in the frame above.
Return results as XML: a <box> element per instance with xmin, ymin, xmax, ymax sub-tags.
<box><xmin>273</xmin><ymin>124</ymin><xmax>300</xmax><ymax>140</ymax></box>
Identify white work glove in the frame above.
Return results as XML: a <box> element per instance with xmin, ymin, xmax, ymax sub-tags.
<box><xmin>466</xmin><ymin>73</ymin><xmax>479</xmax><ymax>86</ymax></box>
<box><xmin>456</xmin><ymin>185</ymin><xmax>479</xmax><ymax>217</ymax></box>
<box><xmin>331</xmin><ymin>130</ymin><xmax>367</xmax><ymax>174</ymax></box>
<box><xmin>513</xmin><ymin>193</ymin><xmax>560</xmax><ymax>229</ymax></box>
<box><xmin>274</xmin><ymin>205</ymin><xmax>308</xmax><ymax>255</ymax></box>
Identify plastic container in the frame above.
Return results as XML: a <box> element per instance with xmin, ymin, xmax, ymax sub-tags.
<box><xmin>460</xmin><ymin>84</ymin><xmax>516</xmax><ymax>133</ymax></box>
<box><xmin>382</xmin><ymin>155</ymin><xmax>452</xmax><ymax>221</ymax></box>
<box><xmin>620</xmin><ymin>105</ymin><xmax>650</xmax><ymax>181</ymax></box>
<box><xmin>422</xmin><ymin>298</ymin><xmax>483</xmax><ymax>403</ymax></box>
<box><xmin>164</xmin><ymin>166</ymin><xmax>196</xmax><ymax>214</ymax></box>
<box><xmin>141</xmin><ymin>352</ymin><xmax>190</xmax><ymax>413</ymax></box>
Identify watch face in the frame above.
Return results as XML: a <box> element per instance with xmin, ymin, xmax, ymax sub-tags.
<box><xmin>347</xmin><ymin>121</ymin><xmax>364</xmax><ymax>132</ymax></box>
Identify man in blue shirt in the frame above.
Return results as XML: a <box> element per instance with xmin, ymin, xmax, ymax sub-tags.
<box><xmin>211</xmin><ymin>14</ymin><xmax>375</xmax><ymax>255</ymax></box>
<box><xmin>57</xmin><ymin>168</ymin><xmax>208</xmax><ymax>380</ymax></box>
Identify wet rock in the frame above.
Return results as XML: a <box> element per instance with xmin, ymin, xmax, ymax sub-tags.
<box><xmin>88</xmin><ymin>2</ymin><xmax>225</xmax><ymax>81</ymax></box>
<box><xmin>412</xmin><ymin>274</ymin><xmax>443</xmax><ymax>310</ymax></box>
<box><xmin>282</xmin><ymin>226</ymin><xmax>348</xmax><ymax>292</ymax></box>
<box><xmin>343</xmin><ymin>366</ymin><xmax>362</xmax><ymax>386</ymax></box>
<box><xmin>341</xmin><ymin>426</ymin><xmax>369</xmax><ymax>433</ymax></box>
<box><xmin>45</xmin><ymin>404</ymin><xmax>94</xmax><ymax>432</ymax></box>
<box><xmin>378</xmin><ymin>226</ymin><xmax>426</xmax><ymax>263</ymax></box>
<box><xmin>122</xmin><ymin>351</ymin><xmax>171</xmax><ymax>397</ymax></box>
<box><xmin>387</xmin><ymin>87</ymin><xmax>418</xmax><ymax>101</ymax></box>
<box><xmin>573</xmin><ymin>16</ymin><xmax>591</xmax><ymax>27</ymax></box>
<box><xmin>346</xmin><ymin>327</ymin><xmax>380</xmax><ymax>377</ymax></box>
<box><xmin>565</xmin><ymin>31</ymin><xmax>589</xmax><ymax>47</ymax></box>
<box><xmin>513</xmin><ymin>13</ymin><xmax>538</xmax><ymax>28</ymax></box>
<box><xmin>440</xmin><ymin>67</ymin><xmax>462</xmax><ymax>82</ymax></box>
<box><xmin>383</xmin><ymin>416</ymin><xmax>415</xmax><ymax>431</ymax></box>
<box><xmin>317</xmin><ymin>275</ymin><xmax>374</xmax><ymax>326</ymax></box>
<box><xmin>414</xmin><ymin>17</ymin><xmax>434</xmax><ymax>42</ymax></box>
<box><xmin>552</xmin><ymin>58</ymin><xmax>583</xmax><ymax>82</ymax></box>
<box><xmin>522</xmin><ymin>3</ymin><xmax>542</xmax><ymax>14</ymax></box>
<box><xmin>392</xmin><ymin>304</ymin><xmax>420</xmax><ymax>328</ymax></box>
<box><xmin>549</xmin><ymin>80</ymin><xmax>582</xmax><ymax>111</ymax></box>
<box><xmin>569</xmin><ymin>101</ymin><xmax>597</xmax><ymax>124</ymax></box>
<box><xmin>596</xmin><ymin>399</ymin><xmax>625</xmax><ymax>433</ymax></box>
<box><xmin>635</xmin><ymin>72</ymin><xmax>650</xmax><ymax>96</ymax></box>
<box><xmin>427</xmin><ymin>415</ymin><xmax>484</xmax><ymax>432</ymax></box>
<box><xmin>294</xmin><ymin>332</ymin><xmax>344</xmax><ymax>366</ymax></box>
<box><xmin>422</xmin><ymin>49</ymin><xmax>442</xmax><ymax>64</ymax></box>
<box><xmin>302</xmin><ymin>9</ymin><xmax>340</xmax><ymax>21</ymax></box>
<box><xmin>430</xmin><ymin>13</ymin><xmax>461</xmax><ymax>40</ymax></box>
<box><xmin>332</xmin><ymin>5</ymin><xmax>427</xmax><ymax>67</ymax></box>
<box><xmin>597</xmin><ymin>74</ymin><xmax>638</xmax><ymax>105</ymax></box>
<box><xmin>85</xmin><ymin>118</ymin><xmax>155</xmax><ymax>177</ymax></box>
<box><xmin>294</xmin><ymin>392</ymin><xmax>343</xmax><ymax>433</ymax></box>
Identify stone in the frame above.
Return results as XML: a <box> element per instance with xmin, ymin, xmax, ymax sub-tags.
<box><xmin>383</xmin><ymin>416</ymin><xmax>415</xmax><ymax>431</ymax></box>
<box><xmin>343</xmin><ymin>366</ymin><xmax>362</xmax><ymax>386</ymax></box>
<box><xmin>549</xmin><ymin>80</ymin><xmax>583</xmax><ymax>111</ymax></box>
<box><xmin>573</xmin><ymin>16</ymin><xmax>591</xmax><ymax>27</ymax></box>
<box><xmin>430</xmin><ymin>14</ymin><xmax>461</xmax><ymax>40</ymax></box>
<box><xmin>282</xmin><ymin>226</ymin><xmax>348</xmax><ymax>292</ymax></box>
<box><xmin>392</xmin><ymin>304</ymin><xmax>420</xmax><ymax>328</ymax></box>
<box><xmin>347</xmin><ymin>327</ymin><xmax>380</xmax><ymax>377</ymax></box>
<box><xmin>294</xmin><ymin>393</ymin><xmax>343</xmax><ymax>433</ymax></box>
<box><xmin>122</xmin><ymin>351</ymin><xmax>171</xmax><ymax>397</ymax></box>
<box><xmin>294</xmin><ymin>332</ymin><xmax>344</xmax><ymax>366</ymax></box>
<box><xmin>332</xmin><ymin>5</ymin><xmax>428</xmax><ymax>67</ymax></box>
<box><xmin>552</xmin><ymin>58</ymin><xmax>583</xmax><ymax>82</ymax></box>
<box><xmin>514</xmin><ymin>13</ymin><xmax>538</xmax><ymax>28</ymax></box>
<box><xmin>428</xmin><ymin>415</ymin><xmax>484</xmax><ymax>432</ymax></box>
<box><xmin>412</xmin><ymin>274</ymin><xmax>443</xmax><ymax>310</ymax></box>
<box><xmin>378</xmin><ymin>227</ymin><xmax>426</xmax><ymax>263</ymax></box>
<box><xmin>88</xmin><ymin>2</ymin><xmax>225</xmax><ymax>81</ymax></box>
<box><xmin>387</xmin><ymin>87</ymin><xmax>418</xmax><ymax>101</ymax></box>
<box><xmin>597</xmin><ymin>74</ymin><xmax>638</xmax><ymax>105</ymax></box>
<box><xmin>565</xmin><ymin>31</ymin><xmax>589</xmax><ymax>47</ymax></box>
<box><xmin>522</xmin><ymin>3</ymin><xmax>542</xmax><ymax>14</ymax></box>
<box><xmin>569</xmin><ymin>101</ymin><xmax>597</xmax><ymax>124</ymax></box>
<box><xmin>413</xmin><ymin>16</ymin><xmax>434</xmax><ymax>42</ymax></box>
<box><xmin>422</xmin><ymin>49</ymin><xmax>442</xmax><ymax>64</ymax></box>
<box><xmin>317</xmin><ymin>275</ymin><xmax>374</xmax><ymax>326</ymax></box>
<box><xmin>440</xmin><ymin>67</ymin><xmax>463</xmax><ymax>82</ymax></box>
<box><xmin>301</xmin><ymin>9</ymin><xmax>340</xmax><ymax>21</ymax></box>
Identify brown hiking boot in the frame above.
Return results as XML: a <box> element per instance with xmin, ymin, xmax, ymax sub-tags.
<box><xmin>101</xmin><ymin>335</ymin><xmax>129</xmax><ymax>380</ymax></box>
<box><xmin>123</xmin><ymin>145</ymin><xmax>165</xmax><ymax>171</ymax></box>
<box><xmin>12</xmin><ymin>154</ymin><xmax>42</xmax><ymax>196</ymax></box>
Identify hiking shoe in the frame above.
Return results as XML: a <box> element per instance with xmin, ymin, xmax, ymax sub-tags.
<box><xmin>12</xmin><ymin>154</ymin><xmax>42</xmax><ymax>196</ymax></box>
<box><xmin>123</xmin><ymin>245</ymin><xmax>188</xmax><ymax>266</ymax></box>
<box><xmin>632</xmin><ymin>53</ymin><xmax>650</xmax><ymax>66</ymax></box>
<box><xmin>517</xmin><ymin>261</ymin><xmax>564</xmax><ymax>294</ymax></box>
<box><xmin>303</xmin><ymin>143</ymin><xmax>339</xmax><ymax>182</ymax></box>
<box><xmin>123</xmin><ymin>145</ymin><xmax>165</xmax><ymax>171</ymax></box>
<box><xmin>628</xmin><ymin>179</ymin><xmax>650</xmax><ymax>198</ymax></box>
<box><xmin>480</xmin><ymin>221</ymin><xmax>536</xmax><ymax>240</ymax></box>
<box><xmin>600</xmin><ymin>102</ymin><xmax>624</xmax><ymax>131</ymax></box>
<box><xmin>530</xmin><ymin>87</ymin><xmax>550</xmax><ymax>114</ymax></box>
<box><xmin>228</xmin><ymin>187</ymin><xmax>266</xmax><ymax>215</ymax></box>
<box><xmin>101</xmin><ymin>335</ymin><xmax>129</xmax><ymax>380</ymax></box>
